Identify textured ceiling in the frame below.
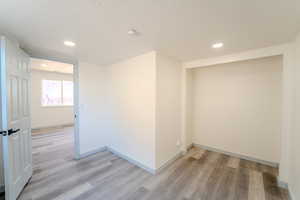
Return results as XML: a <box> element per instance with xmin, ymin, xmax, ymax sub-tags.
<box><xmin>1</xmin><ymin>0</ymin><xmax>300</xmax><ymax>65</ymax></box>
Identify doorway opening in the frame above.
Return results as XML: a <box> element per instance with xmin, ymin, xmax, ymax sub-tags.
<box><xmin>0</xmin><ymin>37</ymin><xmax>81</xmax><ymax>200</ymax></box>
<box><xmin>30</xmin><ymin>58</ymin><xmax>76</xmax><ymax>163</ymax></box>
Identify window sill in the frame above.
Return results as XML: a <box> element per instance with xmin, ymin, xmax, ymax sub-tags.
<box><xmin>41</xmin><ymin>105</ymin><xmax>73</xmax><ymax>108</ymax></box>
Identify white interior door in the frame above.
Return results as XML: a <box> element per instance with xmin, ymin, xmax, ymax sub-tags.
<box><xmin>0</xmin><ymin>36</ymin><xmax>32</xmax><ymax>200</ymax></box>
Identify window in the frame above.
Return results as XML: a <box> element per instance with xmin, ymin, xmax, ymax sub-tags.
<box><xmin>62</xmin><ymin>81</ymin><xmax>74</xmax><ymax>105</ymax></box>
<box><xmin>42</xmin><ymin>80</ymin><xmax>73</xmax><ymax>106</ymax></box>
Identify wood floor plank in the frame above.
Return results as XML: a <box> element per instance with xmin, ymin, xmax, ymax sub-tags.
<box><xmin>21</xmin><ymin>161</ymin><xmax>113</xmax><ymax>199</ymax></box>
<box><xmin>214</xmin><ymin>167</ymin><xmax>238</xmax><ymax>200</ymax></box>
<box><xmin>191</xmin><ymin>149</ymin><xmax>205</xmax><ymax>160</ymax></box>
<box><xmin>142</xmin><ymin>149</ymin><xmax>198</xmax><ymax>191</ymax></box>
<box><xmin>188</xmin><ymin>152</ymin><xmax>224</xmax><ymax>199</ymax></box>
<box><xmin>73</xmin><ymin>165</ymin><xmax>142</xmax><ymax>200</ymax></box>
<box><xmin>179</xmin><ymin>151</ymin><xmax>211</xmax><ymax>199</ymax></box>
<box><xmin>121</xmin><ymin>187</ymin><xmax>149</xmax><ymax>200</ymax></box>
<box><xmin>162</xmin><ymin>157</ymin><xmax>205</xmax><ymax>199</ymax></box>
<box><xmin>17</xmin><ymin>127</ymin><xmax>289</xmax><ymax>200</ymax></box>
<box><xmin>52</xmin><ymin>183</ymin><xmax>93</xmax><ymax>200</ymax></box>
<box><xmin>248</xmin><ymin>170</ymin><xmax>266</xmax><ymax>200</ymax></box>
<box><xmin>142</xmin><ymin>156</ymin><xmax>199</xmax><ymax>200</ymax></box>
<box><xmin>263</xmin><ymin>172</ymin><xmax>282</xmax><ymax>200</ymax></box>
<box><xmin>279</xmin><ymin>188</ymin><xmax>290</xmax><ymax>200</ymax></box>
<box><xmin>234</xmin><ymin>167</ymin><xmax>250</xmax><ymax>200</ymax></box>
<box><xmin>227</xmin><ymin>157</ymin><xmax>240</xmax><ymax>169</ymax></box>
<box><xmin>199</xmin><ymin>154</ymin><xmax>230</xmax><ymax>200</ymax></box>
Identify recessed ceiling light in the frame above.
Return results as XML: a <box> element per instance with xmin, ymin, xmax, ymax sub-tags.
<box><xmin>127</xmin><ymin>29</ymin><xmax>139</xmax><ymax>36</ymax></box>
<box><xmin>212</xmin><ymin>42</ymin><xmax>223</xmax><ymax>49</ymax></box>
<box><xmin>64</xmin><ymin>41</ymin><xmax>76</xmax><ymax>47</ymax></box>
<box><xmin>41</xmin><ymin>64</ymin><xmax>47</xmax><ymax>67</ymax></box>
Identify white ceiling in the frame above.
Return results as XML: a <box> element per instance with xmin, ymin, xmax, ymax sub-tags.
<box><xmin>1</xmin><ymin>0</ymin><xmax>300</xmax><ymax>65</ymax></box>
<box><xmin>31</xmin><ymin>58</ymin><xmax>73</xmax><ymax>74</ymax></box>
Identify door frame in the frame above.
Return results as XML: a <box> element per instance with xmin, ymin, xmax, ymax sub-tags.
<box><xmin>0</xmin><ymin>36</ymin><xmax>7</xmax><ymax>194</ymax></box>
<box><xmin>29</xmin><ymin>56</ymin><xmax>80</xmax><ymax>159</ymax></box>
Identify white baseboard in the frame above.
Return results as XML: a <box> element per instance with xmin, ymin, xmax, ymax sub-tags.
<box><xmin>288</xmin><ymin>186</ymin><xmax>295</xmax><ymax>200</ymax></box>
<box><xmin>76</xmin><ymin>145</ymin><xmax>156</xmax><ymax>174</ymax></box>
<box><xmin>277</xmin><ymin>178</ymin><xmax>288</xmax><ymax>189</ymax></box>
<box><xmin>106</xmin><ymin>147</ymin><xmax>156</xmax><ymax>174</ymax></box>
<box><xmin>274</xmin><ymin>177</ymin><xmax>296</xmax><ymax>200</ymax></box>
<box><xmin>186</xmin><ymin>143</ymin><xmax>193</xmax><ymax>151</ymax></box>
<box><xmin>80</xmin><ymin>143</ymin><xmax>279</xmax><ymax>180</ymax></box>
<box><xmin>276</xmin><ymin>178</ymin><xmax>296</xmax><ymax>200</ymax></box>
<box><xmin>155</xmin><ymin>151</ymin><xmax>183</xmax><ymax>174</ymax></box>
<box><xmin>81</xmin><ymin>146</ymin><xmax>183</xmax><ymax>175</ymax></box>
<box><xmin>193</xmin><ymin>143</ymin><xmax>279</xmax><ymax>168</ymax></box>
<box><xmin>77</xmin><ymin>146</ymin><xmax>107</xmax><ymax>160</ymax></box>
<box><xmin>32</xmin><ymin>123</ymin><xmax>74</xmax><ymax>130</ymax></box>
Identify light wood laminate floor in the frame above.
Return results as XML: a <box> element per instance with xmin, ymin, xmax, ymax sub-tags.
<box><xmin>18</xmin><ymin>127</ymin><xmax>289</xmax><ymax>200</ymax></box>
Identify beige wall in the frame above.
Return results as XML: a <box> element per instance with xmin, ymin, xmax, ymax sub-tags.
<box><xmin>184</xmin><ymin>69</ymin><xmax>194</xmax><ymax>148</ymax></box>
<box><xmin>190</xmin><ymin>56</ymin><xmax>283</xmax><ymax>163</ymax></box>
<box><xmin>31</xmin><ymin>70</ymin><xmax>74</xmax><ymax>129</ymax></box>
<box><xmin>105</xmin><ymin>52</ymin><xmax>157</xmax><ymax>169</ymax></box>
<box><xmin>155</xmin><ymin>53</ymin><xmax>182</xmax><ymax>169</ymax></box>
<box><xmin>78</xmin><ymin>62</ymin><xmax>109</xmax><ymax>154</ymax></box>
<box><xmin>78</xmin><ymin>51</ymin><xmax>183</xmax><ymax>171</ymax></box>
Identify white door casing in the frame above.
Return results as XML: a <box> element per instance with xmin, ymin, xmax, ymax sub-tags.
<box><xmin>0</xmin><ymin>36</ymin><xmax>32</xmax><ymax>200</ymax></box>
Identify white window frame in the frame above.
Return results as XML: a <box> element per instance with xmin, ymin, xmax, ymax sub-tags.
<box><xmin>41</xmin><ymin>79</ymin><xmax>74</xmax><ymax>107</ymax></box>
